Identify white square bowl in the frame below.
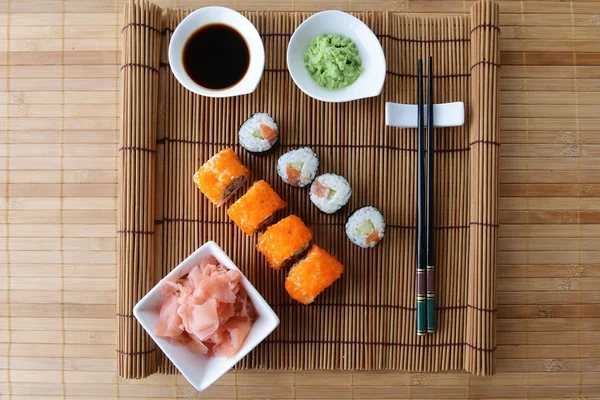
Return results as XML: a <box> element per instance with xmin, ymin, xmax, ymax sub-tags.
<box><xmin>133</xmin><ymin>241</ymin><xmax>280</xmax><ymax>392</ymax></box>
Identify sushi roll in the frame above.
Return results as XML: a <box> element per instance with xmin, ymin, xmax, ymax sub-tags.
<box><xmin>345</xmin><ymin>206</ymin><xmax>385</xmax><ymax>248</ymax></box>
<box><xmin>193</xmin><ymin>148</ymin><xmax>250</xmax><ymax>207</ymax></box>
<box><xmin>309</xmin><ymin>173</ymin><xmax>351</xmax><ymax>214</ymax></box>
<box><xmin>277</xmin><ymin>147</ymin><xmax>319</xmax><ymax>187</ymax></box>
<box><xmin>238</xmin><ymin>113</ymin><xmax>279</xmax><ymax>154</ymax></box>
<box><xmin>227</xmin><ymin>180</ymin><xmax>286</xmax><ymax>235</ymax></box>
<box><xmin>285</xmin><ymin>245</ymin><xmax>344</xmax><ymax>305</ymax></box>
<box><xmin>256</xmin><ymin>215</ymin><xmax>312</xmax><ymax>270</ymax></box>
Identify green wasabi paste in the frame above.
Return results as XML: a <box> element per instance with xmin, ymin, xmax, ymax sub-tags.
<box><xmin>304</xmin><ymin>34</ymin><xmax>364</xmax><ymax>89</ymax></box>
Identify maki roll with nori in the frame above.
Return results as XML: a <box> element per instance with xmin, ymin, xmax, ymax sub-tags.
<box><xmin>345</xmin><ymin>206</ymin><xmax>385</xmax><ymax>248</ymax></box>
<box><xmin>309</xmin><ymin>173</ymin><xmax>351</xmax><ymax>214</ymax></box>
<box><xmin>238</xmin><ymin>113</ymin><xmax>279</xmax><ymax>154</ymax></box>
<box><xmin>277</xmin><ymin>147</ymin><xmax>319</xmax><ymax>187</ymax></box>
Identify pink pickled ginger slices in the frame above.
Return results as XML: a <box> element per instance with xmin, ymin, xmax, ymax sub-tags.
<box><xmin>155</xmin><ymin>291</ymin><xmax>183</xmax><ymax>338</ymax></box>
<box><xmin>154</xmin><ymin>257</ymin><xmax>257</xmax><ymax>358</ymax></box>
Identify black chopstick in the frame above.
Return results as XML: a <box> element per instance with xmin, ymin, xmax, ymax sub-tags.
<box><xmin>426</xmin><ymin>56</ymin><xmax>436</xmax><ymax>333</ymax></box>
<box><xmin>416</xmin><ymin>59</ymin><xmax>426</xmax><ymax>336</ymax></box>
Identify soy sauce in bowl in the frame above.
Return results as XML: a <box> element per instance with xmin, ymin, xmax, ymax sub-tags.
<box><xmin>182</xmin><ymin>23</ymin><xmax>250</xmax><ymax>90</ymax></box>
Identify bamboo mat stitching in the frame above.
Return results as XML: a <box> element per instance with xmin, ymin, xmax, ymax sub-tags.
<box><xmin>158</xmin><ymin>60</ymin><xmax>474</xmax><ymax>79</ymax></box>
<box><xmin>150</xmin><ymin>218</ymin><xmax>495</xmax><ymax>230</ymax></box>
<box><xmin>156</xmin><ymin>136</ymin><xmax>478</xmax><ymax>152</ymax></box>
<box><xmin>470</xmin><ymin>59</ymin><xmax>501</xmax><ymax>71</ymax></box>
<box><xmin>268</xmin><ymin>303</ymin><xmax>497</xmax><ymax>312</ymax></box>
<box><xmin>122</xmin><ymin>23</ymin><xmax>486</xmax><ymax>40</ymax></box>
<box><xmin>262</xmin><ymin>339</ymin><xmax>497</xmax><ymax>351</ymax></box>
<box><xmin>470</xmin><ymin>23</ymin><xmax>500</xmax><ymax>33</ymax></box>
<box><xmin>120</xmin><ymin>63</ymin><xmax>160</xmax><ymax>73</ymax></box>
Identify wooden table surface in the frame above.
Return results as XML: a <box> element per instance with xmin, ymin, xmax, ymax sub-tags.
<box><xmin>1</xmin><ymin>0</ymin><xmax>599</xmax><ymax>399</ymax></box>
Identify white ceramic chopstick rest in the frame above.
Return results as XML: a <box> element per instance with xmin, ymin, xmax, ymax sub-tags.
<box><xmin>385</xmin><ymin>102</ymin><xmax>465</xmax><ymax>128</ymax></box>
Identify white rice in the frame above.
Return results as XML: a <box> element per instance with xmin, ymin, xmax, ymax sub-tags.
<box><xmin>345</xmin><ymin>206</ymin><xmax>385</xmax><ymax>248</ymax></box>
<box><xmin>309</xmin><ymin>173</ymin><xmax>351</xmax><ymax>214</ymax></box>
<box><xmin>238</xmin><ymin>112</ymin><xmax>278</xmax><ymax>153</ymax></box>
<box><xmin>277</xmin><ymin>147</ymin><xmax>319</xmax><ymax>187</ymax></box>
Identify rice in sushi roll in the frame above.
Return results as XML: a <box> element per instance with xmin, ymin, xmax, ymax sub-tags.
<box><xmin>345</xmin><ymin>206</ymin><xmax>385</xmax><ymax>248</ymax></box>
<box><xmin>277</xmin><ymin>147</ymin><xmax>319</xmax><ymax>187</ymax></box>
<box><xmin>227</xmin><ymin>180</ymin><xmax>286</xmax><ymax>235</ymax></box>
<box><xmin>239</xmin><ymin>113</ymin><xmax>279</xmax><ymax>154</ymax></box>
<box><xmin>256</xmin><ymin>215</ymin><xmax>312</xmax><ymax>270</ymax></box>
<box><xmin>193</xmin><ymin>148</ymin><xmax>250</xmax><ymax>207</ymax></box>
<box><xmin>309</xmin><ymin>173</ymin><xmax>351</xmax><ymax>214</ymax></box>
<box><xmin>285</xmin><ymin>245</ymin><xmax>344</xmax><ymax>305</ymax></box>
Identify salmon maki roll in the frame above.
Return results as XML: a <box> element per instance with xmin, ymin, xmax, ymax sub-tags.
<box><xmin>256</xmin><ymin>215</ymin><xmax>312</xmax><ymax>270</ymax></box>
<box><xmin>309</xmin><ymin>173</ymin><xmax>351</xmax><ymax>214</ymax></box>
<box><xmin>238</xmin><ymin>113</ymin><xmax>279</xmax><ymax>154</ymax></box>
<box><xmin>227</xmin><ymin>180</ymin><xmax>286</xmax><ymax>235</ymax></box>
<box><xmin>277</xmin><ymin>147</ymin><xmax>319</xmax><ymax>188</ymax></box>
<box><xmin>193</xmin><ymin>148</ymin><xmax>250</xmax><ymax>207</ymax></box>
<box><xmin>285</xmin><ymin>245</ymin><xmax>344</xmax><ymax>305</ymax></box>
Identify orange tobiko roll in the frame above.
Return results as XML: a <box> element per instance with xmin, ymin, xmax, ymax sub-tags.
<box><xmin>193</xmin><ymin>148</ymin><xmax>250</xmax><ymax>206</ymax></box>
<box><xmin>227</xmin><ymin>180</ymin><xmax>286</xmax><ymax>235</ymax></box>
<box><xmin>285</xmin><ymin>245</ymin><xmax>344</xmax><ymax>305</ymax></box>
<box><xmin>256</xmin><ymin>215</ymin><xmax>312</xmax><ymax>270</ymax></box>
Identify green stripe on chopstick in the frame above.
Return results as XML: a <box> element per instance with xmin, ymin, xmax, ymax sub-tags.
<box><xmin>417</xmin><ymin>301</ymin><xmax>427</xmax><ymax>336</ymax></box>
<box><xmin>427</xmin><ymin>267</ymin><xmax>435</xmax><ymax>333</ymax></box>
<box><xmin>427</xmin><ymin>298</ymin><xmax>435</xmax><ymax>333</ymax></box>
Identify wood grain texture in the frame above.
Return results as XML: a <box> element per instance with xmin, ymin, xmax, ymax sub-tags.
<box><xmin>1</xmin><ymin>0</ymin><xmax>599</xmax><ymax>398</ymax></box>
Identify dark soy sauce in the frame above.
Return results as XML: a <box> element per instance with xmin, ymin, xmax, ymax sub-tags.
<box><xmin>182</xmin><ymin>23</ymin><xmax>250</xmax><ymax>90</ymax></box>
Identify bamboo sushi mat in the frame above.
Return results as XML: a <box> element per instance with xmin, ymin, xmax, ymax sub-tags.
<box><xmin>117</xmin><ymin>0</ymin><xmax>500</xmax><ymax>377</ymax></box>
<box><xmin>2</xmin><ymin>0</ymin><xmax>600</xmax><ymax>398</ymax></box>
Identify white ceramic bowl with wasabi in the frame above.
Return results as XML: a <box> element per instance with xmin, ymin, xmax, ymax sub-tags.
<box><xmin>287</xmin><ymin>10</ymin><xmax>386</xmax><ymax>103</ymax></box>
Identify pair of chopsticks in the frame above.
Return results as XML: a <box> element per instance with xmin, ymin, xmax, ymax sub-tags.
<box><xmin>417</xmin><ymin>57</ymin><xmax>436</xmax><ymax>336</ymax></box>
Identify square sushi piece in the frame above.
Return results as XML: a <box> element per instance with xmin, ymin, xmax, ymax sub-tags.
<box><xmin>256</xmin><ymin>215</ymin><xmax>312</xmax><ymax>270</ymax></box>
<box><xmin>227</xmin><ymin>180</ymin><xmax>287</xmax><ymax>235</ymax></box>
<box><xmin>285</xmin><ymin>245</ymin><xmax>344</xmax><ymax>305</ymax></box>
<box><xmin>193</xmin><ymin>148</ymin><xmax>251</xmax><ymax>207</ymax></box>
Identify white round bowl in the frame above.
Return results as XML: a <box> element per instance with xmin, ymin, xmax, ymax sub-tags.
<box><xmin>169</xmin><ymin>7</ymin><xmax>265</xmax><ymax>98</ymax></box>
<box><xmin>287</xmin><ymin>10</ymin><xmax>386</xmax><ymax>103</ymax></box>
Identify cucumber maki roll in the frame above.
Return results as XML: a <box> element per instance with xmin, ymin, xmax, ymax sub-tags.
<box><xmin>345</xmin><ymin>206</ymin><xmax>385</xmax><ymax>248</ymax></box>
